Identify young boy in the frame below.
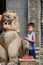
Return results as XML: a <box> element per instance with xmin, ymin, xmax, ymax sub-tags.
<box><xmin>24</xmin><ymin>22</ymin><xmax>36</xmax><ymax>59</ymax></box>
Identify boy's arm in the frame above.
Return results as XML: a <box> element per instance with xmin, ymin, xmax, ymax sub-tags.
<box><xmin>24</xmin><ymin>33</ymin><xmax>36</xmax><ymax>43</ymax></box>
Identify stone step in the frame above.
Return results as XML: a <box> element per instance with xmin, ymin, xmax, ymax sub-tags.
<box><xmin>35</xmin><ymin>51</ymin><xmax>40</xmax><ymax>53</ymax></box>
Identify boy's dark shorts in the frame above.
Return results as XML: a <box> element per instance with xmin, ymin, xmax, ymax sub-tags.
<box><xmin>29</xmin><ymin>49</ymin><xmax>36</xmax><ymax>59</ymax></box>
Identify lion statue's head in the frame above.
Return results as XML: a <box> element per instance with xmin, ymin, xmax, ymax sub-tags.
<box><xmin>3</xmin><ymin>11</ymin><xmax>20</xmax><ymax>34</ymax></box>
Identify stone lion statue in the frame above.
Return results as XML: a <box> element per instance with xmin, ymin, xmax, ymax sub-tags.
<box><xmin>0</xmin><ymin>11</ymin><xmax>29</xmax><ymax>65</ymax></box>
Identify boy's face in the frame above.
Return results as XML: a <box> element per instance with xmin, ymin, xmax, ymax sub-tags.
<box><xmin>27</xmin><ymin>26</ymin><xmax>34</xmax><ymax>33</ymax></box>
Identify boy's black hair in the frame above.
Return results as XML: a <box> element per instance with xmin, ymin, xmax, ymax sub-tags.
<box><xmin>27</xmin><ymin>22</ymin><xmax>34</xmax><ymax>27</ymax></box>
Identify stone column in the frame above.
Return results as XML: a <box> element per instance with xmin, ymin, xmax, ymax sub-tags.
<box><xmin>28</xmin><ymin>0</ymin><xmax>41</xmax><ymax>65</ymax></box>
<box><xmin>28</xmin><ymin>0</ymin><xmax>41</xmax><ymax>47</ymax></box>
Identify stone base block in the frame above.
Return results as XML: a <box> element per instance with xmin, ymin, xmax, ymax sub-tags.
<box><xmin>19</xmin><ymin>59</ymin><xmax>36</xmax><ymax>65</ymax></box>
<box><xmin>7</xmin><ymin>62</ymin><xmax>18</xmax><ymax>65</ymax></box>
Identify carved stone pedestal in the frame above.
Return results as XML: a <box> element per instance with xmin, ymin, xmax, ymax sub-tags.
<box><xmin>0</xmin><ymin>62</ymin><xmax>7</xmax><ymax>65</ymax></box>
<box><xmin>7</xmin><ymin>62</ymin><xmax>18</xmax><ymax>65</ymax></box>
<box><xmin>19</xmin><ymin>59</ymin><xmax>36</xmax><ymax>65</ymax></box>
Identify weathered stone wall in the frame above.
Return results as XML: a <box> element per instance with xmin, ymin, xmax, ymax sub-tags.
<box><xmin>28</xmin><ymin>0</ymin><xmax>41</xmax><ymax>47</ymax></box>
<box><xmin>6</xmin><ymin>0</ymin><xmax>28</xmax><ymax>37</ymax></box>
<box><xmin>28</xmin><ymin>0</ymin><xmax>41</xmax><ymax>64</ymax></box>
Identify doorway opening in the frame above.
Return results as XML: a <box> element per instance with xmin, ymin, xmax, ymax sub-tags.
<box><xmin>0</xmin><ymin>0</ymin><xmax>6</xmax><ymax>14</ymax></box>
